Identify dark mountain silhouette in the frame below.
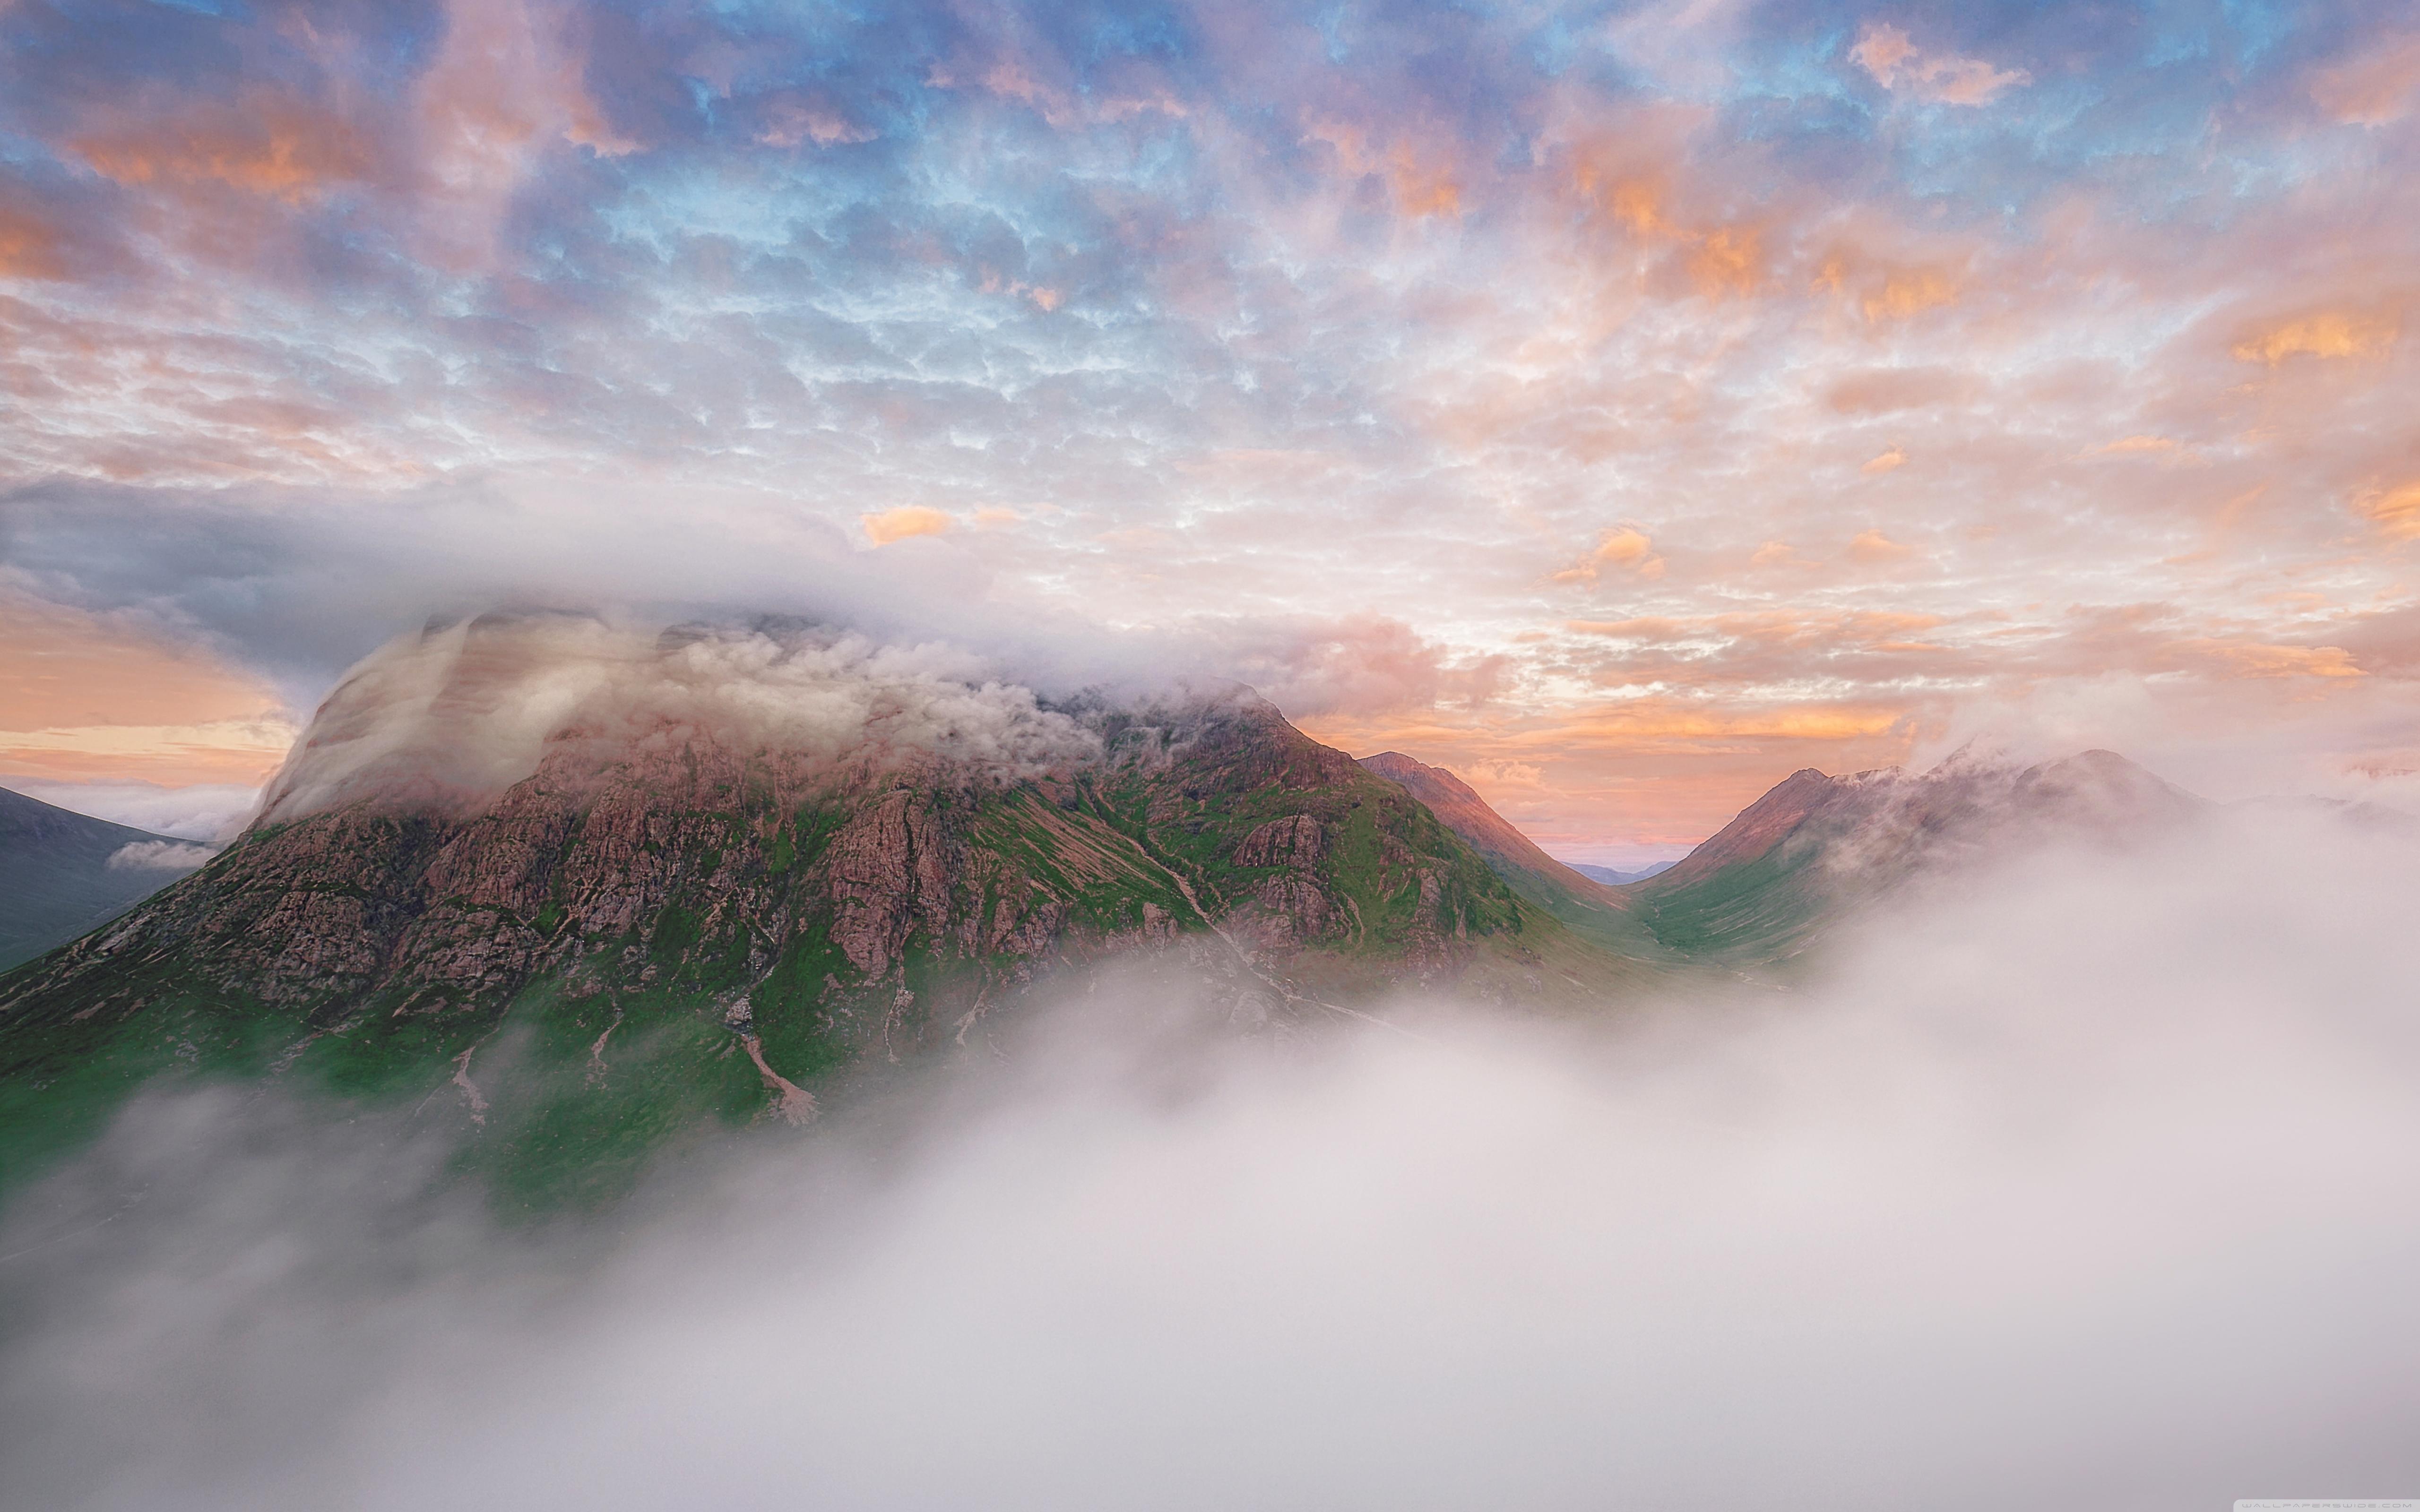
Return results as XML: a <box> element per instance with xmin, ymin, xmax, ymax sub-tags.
<box><xmin>0</xmin><ymin>786</ymin><xmax>212</xmax><ymax>972</ymax></box>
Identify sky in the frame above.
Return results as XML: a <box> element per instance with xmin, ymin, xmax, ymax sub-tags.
<box><xmin>3</xmin><ymin>0</ymin><xmax>2417</xmax><ymax>862</ymax></box>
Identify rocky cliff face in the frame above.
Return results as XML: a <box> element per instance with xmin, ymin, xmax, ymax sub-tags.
<box><xmin>0</xmin><ymin>633</ymin><xmax>1579</xmax><ymax>1194</ymax></box>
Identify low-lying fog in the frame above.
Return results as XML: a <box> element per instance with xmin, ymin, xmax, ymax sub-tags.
<box><xmin>5</xmin><ymin>808</ymin><xmax>2417</xmax><ymax>1510</ymax></box>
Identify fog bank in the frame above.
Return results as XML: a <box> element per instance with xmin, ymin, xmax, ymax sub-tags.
<box><xmin>4</xmin><ymin>812</ymin><xmax>2418</xmax><ymax>1510</ymax></box>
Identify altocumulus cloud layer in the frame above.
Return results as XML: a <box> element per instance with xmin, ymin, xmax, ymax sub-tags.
<box><xmin>5</xmin><ymin>809</ymin><xmax>2417</xmax><ymax>1510</ymax></box>
<box><xmin>7</xmin><ymin>0</ymin><xmax>2420</xmax><ymax>848</ymax></box>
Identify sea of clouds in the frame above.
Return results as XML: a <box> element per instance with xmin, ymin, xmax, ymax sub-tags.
<box><xmin>3</xmin><ymin>805</ymin><xmax>2417</xmax><ymax>1510</ymax></box>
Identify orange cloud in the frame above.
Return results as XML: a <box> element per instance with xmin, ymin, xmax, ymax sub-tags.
<box><xmin>0</xmin><ymin>597</ymin><xmax>296</xmax><ymax>785</ymax></box>
<box><xmin>1389</xmin><ymin>145</ymin><xmax>1463</xmax><ymax>219</ymax></box>
<box><xmin>0</xmin><ymin>720</ymin><xmax>301</xmax><ymax>785</ymax></box>
<box><xmin>1862</xmin><ymin>267</ymin><xmax>1959</xmax><ymax>321</ymax></box>
<box><xmin>1304</xmin><ymin>120</ymin><xmax>1462</xmax><ymax>220</ymax></box>
<box><xmin>861</xmin><ymin>506</ymin><xmax>954</xmax><ymax>546</ymax></box>
<box><xmin>1686</xmin><ymin>226</ymin><xmax>1762</xmax><ymax>298</ymax></box>
<box><xmin>1564</xmin><ymin>147</ymin><xmax>1762</xmax><ymax>301</ymax></box>
<box><xmin>72</xmin><ymin>95</ymin><xmax>372</xmax><ymax>203</ymax></box>
<box><xmin>1862</xmin><ymin>446</ymin><xmax>1907</xmax><ymax>474</ymax></box>
<box><xmin>2092</xmin><ymin>434</ymin><xmax>2180</xmax><ymax>455</ymax></box>
<box><xmin>1850</xmin><ymin>529</ymin><xmax>1915</xmax><ymax>562</ymax></box>
<box><xmin>2161</xmin><ymin>640</ymin><xmax>2366</xmax><ymax>679</ymax></box>
<box><xmin>2355</xmin><ymin>480</ymin><xmax>2420</xmax><ymax>541</ymax></box>
<box><xmin>2231</xmin><ymin>310</ymin><xmax>2399</xmax><ymax>364</ymax></box>
<box><xmin>1850</xmin><ymin>23</ymin><xmax>2031</xmax><ymax>105</ymax></box>
<box><xmin>1552</xmin><ymin>527</ymin><xmax>1666</xmax><ymax>585</ymax></box>
<box><xmin>0</xmin><ymin>206</ymin><xmax>68</xmax><ymax>279</ymax></box>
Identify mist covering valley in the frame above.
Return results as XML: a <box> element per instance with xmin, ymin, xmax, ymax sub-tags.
<box><xmin>5</xmin><ymin>791</ymin><xmax>2416</xmax><ymax>1511</ymax></box>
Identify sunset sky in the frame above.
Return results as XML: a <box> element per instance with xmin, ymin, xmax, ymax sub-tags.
<box><xmin>4</xmin><ymin>0</ymin><xmax>2417</xmax><ymax>862</ymax></box>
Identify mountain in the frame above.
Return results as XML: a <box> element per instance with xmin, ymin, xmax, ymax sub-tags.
<box><xmin>0</xmin><ymin>617</ymin><xmax>1663</xmax><ymax>1201</ymax></box>
<box><xmin>1628</xmin><ymin>749</ymin><xmax>2208</xmax><ymax>963</ymax></box>
<box><xmin>1570</xmin><ymin>860</ymin><xmax>1676</xmax><ymax>886</ymax></box>
<box><xmin>1355</xmin><ymin>752</ymin><xmax>1669</xmax><ymax>959</ymax></box>
<box><xmin>0</xmin><ymin>786</ymin><xmax>214</xmax><ymax>972</ymax></box>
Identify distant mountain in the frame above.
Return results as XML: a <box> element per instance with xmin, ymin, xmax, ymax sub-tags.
<box><xmin>1356</xmin><ymin>753</ymin><xmax>1668</xmax><ymax>959</ymax></box>
<box><xmin>1570</xmin><ymin>860</ymin><xmax>1676</xmax><ymax>886</ymax></box>
<box><xmin>0</xmin><ymin>786</ymin><xmax>214</xmax><ymax>972</ymax></box>
<box><xmin>0</xmin><ymin>618</ymin><xmax>1664</xmax><ymax>1200</ymax></box>
<box><xmin>1629</xmin><ymin>749</ymin><xmax>2207</xmax><ymax>963</ymax></box>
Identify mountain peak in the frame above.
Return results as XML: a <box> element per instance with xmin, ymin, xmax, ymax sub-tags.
<box><xmin>1632</xmin><ymin>747</ymin><xmax>2210</xmax><ymax>961</ymax></box>
<box><xmin>5</xmin><ymin>628</ymin><xmax>1656</xmax><ymax>1192</ymax></box>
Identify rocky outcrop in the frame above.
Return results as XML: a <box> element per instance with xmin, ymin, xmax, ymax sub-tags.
<box><xmin>1233</xmin><ymin>814</ymin><xmax>1329</xmax><ymax>869</ymax></box>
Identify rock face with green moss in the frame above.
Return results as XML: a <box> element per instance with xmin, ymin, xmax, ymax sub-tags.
<box><xmin>0</xmin><ymin>671</ymin><xmax>1656</xmax><ymax>1200</ymax></box>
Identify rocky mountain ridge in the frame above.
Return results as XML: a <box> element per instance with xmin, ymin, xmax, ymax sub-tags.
<box><xmin>1626</xmin><ymin>748</ymin><xmax>2210</xmax><ymax>962</ymax></box>
<box><xmin>0</xmin><ymin>619</ymin><xmax>1659</xmax><ymax>1199</ymax></box>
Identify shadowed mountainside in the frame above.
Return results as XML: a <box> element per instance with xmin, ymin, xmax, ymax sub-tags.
<box><xmin>0</xmin><ymin>787</ymin><xmax>211</xmax><ymax>972</ymax></box>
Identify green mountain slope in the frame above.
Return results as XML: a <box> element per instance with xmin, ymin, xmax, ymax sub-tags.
<box><xmin>1355</xmin><ymin>751</ymin><xmax>1673</xmax><ymax>961</ymax></box>
<box><xmin>0</xmin><ymin>679</ymin><xmax>1661</xmax><ymax>1205</ymax></box>
<box><xmin>1631</xmin><ymin>750</ymin><xmax>2208</xmax><ymax>964</ymax></box>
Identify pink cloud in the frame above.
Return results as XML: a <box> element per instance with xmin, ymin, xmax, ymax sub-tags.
<box><xmin>1850</xmin><ymin>22</ymin><xmax>2031</xmax><ymax>106</ymax></box>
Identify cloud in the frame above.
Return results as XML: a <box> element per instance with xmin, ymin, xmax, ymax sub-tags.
<box><xmin>2231</xmin><ymin>311</ymin><xmax>2400</xmax><ymax>364</ymax></box>
<box><xmin>1850</xmin><ymin>528</ymin><xmax>1914</xmax><ymax>562</ymax></box>
<box><xmin>3</xmin><ymin>0</ymin><xmax>2420</xmax><ymax>850</ymax></box>
<box><xmin>2310</xmin><ymin>34</ymin><xmax>2420</xmax><ymax>125</ymax></box>
<box><xmin>1859</xmin><ymin>266</ymin><xmax>1959</xmax><ymax>322</ymax></box>
<box><xmin>2356</xmin><ymin>480</ymin><xmax>2420</xmax><ymax>541</ymax></box>
<box><xmin>1850</xmin><ymin>23</ymin><xmax>2031</xmax><ymax>106</ymax></box>
<box><xmin>1191</xmin><ymin>614</ymin><xmax>1509</xmax><ymax>717</ymax></box>
<box><xmin>104</xmin><ymin>839</ymin><xmax>218</xmax><ymax>871</ymax></box>
<box><xmin>0</xmin><ymin>204</ymin><xmax>69</xmax><ymax>280</ymax></box>
<box><xmin>252</xmin><ymin>615</ymin><xmax>1103</xmax><ymax>825</ymax></box>
<box><xmin>1</xmin><ymin>780</ymin><xmax>260</xmax><ymax>841</ymax></box>
<box><xmin>861</xmin><ymin>506</ymin><xmax>956</xmax><ymax>546</ymax></box>
<box><xmin>1553</xmin><ymin>528</ymin><xmax>1666</xmax><ymax>585</ymax></box>
<box><xmin>69</xmin><ymin>93</ymin><xmax>376</xmax><ymax>205</ymax></box>
<box><xmin>5</xmin><ymin>811</ymin><xmax>2418</xmax><ymax>1506</ymax></box>
<box><xmin>1824</xmin><ymin>367</ymin><xmax>1980</xmax><ymax>415</ymax></box>
<box><xmin>2091</xmin><ymin>434</ymin><xmax>2179</xmax><ymax>456</ymax></box>
<box><xmin>2160</xmin><ymin>639</ymin><xmax>2366</xmax><ymax>680</ymax></box>
<box><xmin>1861</xmin><ymin>446</ymin><xmax>1906</xmax><ymax>474</ymax></box>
